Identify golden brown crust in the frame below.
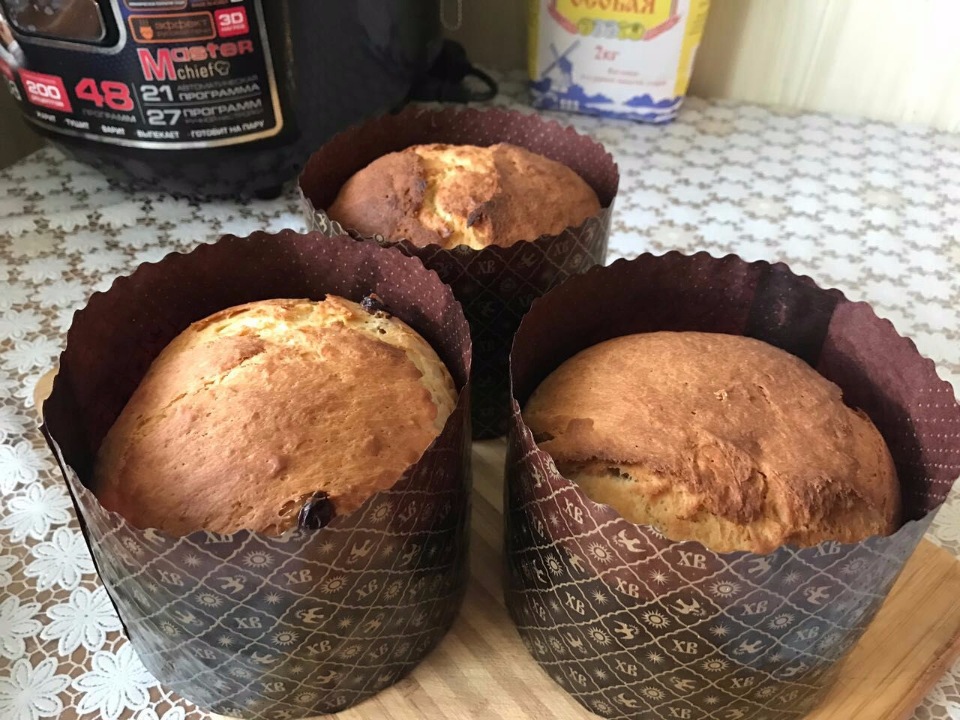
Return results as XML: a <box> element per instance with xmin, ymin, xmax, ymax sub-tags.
<box><xmin>94</xmin><ymin>297</ymin><xmax>456</xmax><ymax>536</ymax></box>
<box><xmin>327</xmin><ymin>143</ymin><xmax>601</xmax><ymax>250</ymax></box>
<box><xmin>524</xmin><ymin>332</ymin><xmax>900</xmax><ymax>553</ymax></box>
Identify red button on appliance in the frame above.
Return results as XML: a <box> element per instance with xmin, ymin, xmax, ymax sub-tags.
<box><xmin>215</xmin><ymin>7</ymin><xmax>249</xmax><ymax>37</ymax></box>
<box><xmin>19</xmin><ymin>69</ymin><xmax>72</xmax><ymax>112</ymax></box>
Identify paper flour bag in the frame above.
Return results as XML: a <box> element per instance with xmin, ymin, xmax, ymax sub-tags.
<box><xmin>529</xmin><ymin>0</ymin><xmax>711</xmax><ymax>122</ymax></box>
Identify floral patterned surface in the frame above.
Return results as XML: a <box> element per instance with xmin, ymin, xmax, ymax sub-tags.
<box><xmin>1</xmin><ymin>70</ymin><xmax>959</xmax><ymax>719</ymax></box>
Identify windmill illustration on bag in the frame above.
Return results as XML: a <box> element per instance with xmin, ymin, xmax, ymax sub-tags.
<box><xmin>542</xmin><ymin>40</ymin><xmax>578</xmax><ymax>95</ymax></box>
<box><xmin>530</xmin><ymin>39</ymin><xmax>616</xmax><ymax>112</ymax></box>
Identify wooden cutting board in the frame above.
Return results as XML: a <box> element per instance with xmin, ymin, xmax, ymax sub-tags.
<box><xmin>33</xmin><ymin>371</ymin><xmax>960</xmax><ymax>720</ymax></box>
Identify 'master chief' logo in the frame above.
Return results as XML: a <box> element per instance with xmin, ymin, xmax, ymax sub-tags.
<box><xmin>137</xmin><ymin>40</ymin><xmax>254</xmax><ymax>81</ymax></box>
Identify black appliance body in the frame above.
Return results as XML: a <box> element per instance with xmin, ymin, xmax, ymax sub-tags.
<box><xmin>0</xmin><ymin>0</ymin><xmax>442</xmax><ymax>197</ymax></box>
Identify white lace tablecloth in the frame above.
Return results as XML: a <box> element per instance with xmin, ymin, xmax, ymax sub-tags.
<box><xmin>1</xmin><ymin>71</ymin><xmax>959</xmax><ymax>720</ymax></box>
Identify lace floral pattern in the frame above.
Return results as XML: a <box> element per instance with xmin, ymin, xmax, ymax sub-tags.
<box><xmin>1</xmin><ymin>71</ymin><xmax>959</xmax><ymax>718</ymax></box>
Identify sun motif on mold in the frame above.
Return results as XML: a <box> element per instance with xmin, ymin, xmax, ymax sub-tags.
<box><xmin>197</xmin><ymin>592</ymin><xmax>221</xmax><ymax>607</ymax></box>
<box><xmin>273</xmin><ymin>631</ymin><xmax>299</xmax><ymax>646</ymax></box>
<box><xmin>320</xmin><ymin>575</ymin><xmax>347</xmax><ymax>594</ymax></box>
<box><xmin>588</xmin><ymin>543</ymin><xmax>614</xmax><ymax>563</ymax></box>
<box><xmin>592</xmin><ymin>699</ymin><xmax>611</xmax><ymax>713</ymax></box>
<box><xmin>371</xmin><ymin>501</ymin><xmax>393</xmax><ymax>522</ymax></box>
<box><xmin>709</xmin><ymin>580</ymin><xmax>741</xmax><ymax>598</ymax></box>
<box><xmin>243</xmin><ymin>550</ymin><xmax>273</xmax><ymax>568</ymax></box>
<box><xmin>588</xmin><ymin>627</ymin><xmax>611</xmax><ymax>645</ymax></box>
<box><xmin>121</xmin><ymin>536</ymin><xmax>143</xmax><ymax>555</ymax></box>
<box><xmin>702</xmin><ymin>658</ymin><xmax>729</xmax><ymax>673</ymax></box>
<box><xmin>546</xmin><ymin>556</ymin><xmax>563</xmax><ymax>575</ymax></box>
<box><xmin>160</xmin><ymin>622</ymin><xmax>178</xmax><ymax>636</ymax></box>
<box><xmin>642</xmin><ymin>611</ymin><xmax>670</xmax><ymax>629</ymax></box>
<box><xmin>769</xmin><ymin>613</ymin><xmax>795</xmax><ymax>630</ymax></box>
<box><xmin>640</xmin><ymin>686</ymin><xmax>665</xmax><ymax>700</ymax></box>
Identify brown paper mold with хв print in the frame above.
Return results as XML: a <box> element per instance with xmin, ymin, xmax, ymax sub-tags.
<box><xmin>299</xmin><ymin>105</ymin><xmax>619</xmax><ymax>440</ymax></box>
<box><xmin>505</xmin><ymin>251</ymin><xmax>960</xmax><ymax>720</ymax></box>
<box><xmin>41</xmin><ymin>231</ymin><xmax>473</xmax><ymax>719</ymax></box>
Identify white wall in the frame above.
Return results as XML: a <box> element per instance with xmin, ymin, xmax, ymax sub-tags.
<box><xmin>690</xmin><ymin>0</ymin><xmax>960</xmax><ymax>131</ymax></box>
